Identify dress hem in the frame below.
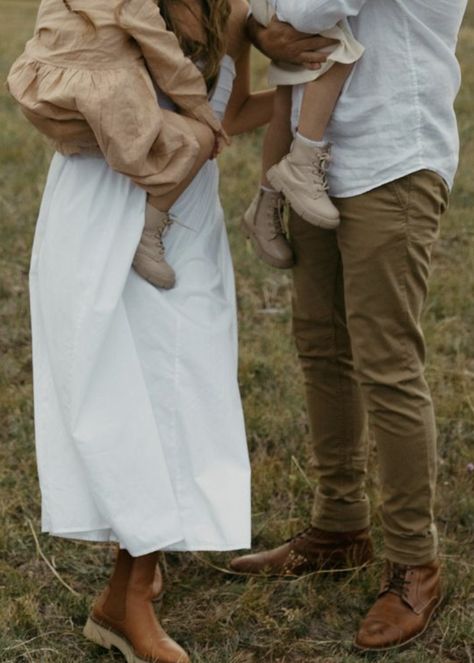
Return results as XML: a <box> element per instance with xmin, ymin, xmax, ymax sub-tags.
<box><xmin>45</xmin><ymin>529</ymin><xmax>251</xmax><ymax>553</ymax></box>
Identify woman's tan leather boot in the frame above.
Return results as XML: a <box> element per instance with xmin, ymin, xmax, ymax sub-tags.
<box><xmin>83</xmin><ymin>548</ymin><xmax>190</xmax><ymax>663</ymax></box>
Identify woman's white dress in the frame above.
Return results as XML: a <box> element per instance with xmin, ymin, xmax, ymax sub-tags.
<box><xmin>29</xmin><ymin>55</ymin><xmax>251</xmax><ymax>557</ymax></box>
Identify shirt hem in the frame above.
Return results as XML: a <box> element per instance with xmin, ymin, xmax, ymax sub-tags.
<box><xmin>330</xmin><ymin>164</ymin><xmax>453</xmax><ymax>199</ymax></box>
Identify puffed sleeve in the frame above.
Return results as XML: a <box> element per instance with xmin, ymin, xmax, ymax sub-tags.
<box><xmin>118</xmin><ymin>0</ymin><xmax>221</xmax><ymax>132</ymax></box>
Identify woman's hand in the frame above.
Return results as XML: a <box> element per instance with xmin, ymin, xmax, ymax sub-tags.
<box><xmin>247</xmin><ymin>15</ymin><xmax>337</xmax><ymax>70</ymax></box>
<box><xmin>211</xmin><ymin>128</ymin><xmax>231</xmax><ymax>159</ymax></box>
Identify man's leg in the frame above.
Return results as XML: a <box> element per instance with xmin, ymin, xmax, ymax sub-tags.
<box><xmin>290</xmin><ymin>213</ymin><xmax>369</xmax><ymax>532</ymax></box>
<box><xmin>335</xmin><ymin>170</ymin><xmax>448</xmax><ymax>650</ymax></box>
<box><xmin>230</xmin><ymin>218</ymin><xmax>373</xmax><ymax>575</ymax></box>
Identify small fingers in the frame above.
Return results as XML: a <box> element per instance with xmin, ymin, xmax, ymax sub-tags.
<box><xmin>300</xmin><ymin>50</ymin><xmax>328</xmax><ymax>63</ymax></box>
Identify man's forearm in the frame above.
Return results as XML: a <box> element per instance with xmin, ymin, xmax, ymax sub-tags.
<box><xmin>246</xmin><ymin>15</ymin><xmax>266</xmax><ymax>54</ymax></box>
<box><xmin>276</xmin><ymin>0</ymin><xmax>368</xmax><ymax>33</ymax></box>
<box><xmin>246</xmin><ymin>15</ymin><xmax>336</xmax><ymax>67</ymax></box>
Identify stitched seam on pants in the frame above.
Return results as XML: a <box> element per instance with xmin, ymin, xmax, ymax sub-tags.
<box><xmin>333</xmin><ymin>255</ymin><xmax>352</xmax><ymax>471</ymax></box>
<box><xmin>397</xmin><ymin>174</ymin><xmax>415</xmax><ymax>375</ymax></box>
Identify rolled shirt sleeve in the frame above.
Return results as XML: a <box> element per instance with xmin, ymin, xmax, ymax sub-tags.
<box><xmin>275</xmin><ymin>0</ymin><xmax>369</xmax><ymax>33</ymax></box>
<box><xmin>119</xmin><ymin>0</ymin><xmax>221</xmax><ymax>132</ymax></box>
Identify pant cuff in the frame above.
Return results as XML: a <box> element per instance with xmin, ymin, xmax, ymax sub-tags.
<box><xmin>312</xmin><ymin>498</ymin><xmax>371</xmax><ymax>533</ymax></box>
<box><xmin>384</xmin><ymin>546</ymin><xmax>438</xmax><ymax>566</ymax></box>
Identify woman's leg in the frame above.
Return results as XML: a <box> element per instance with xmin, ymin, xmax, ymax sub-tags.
<box><xmin>84</xmin><ymin>547</ymin><xmax>189</xmax><ymax>663</ymax></box>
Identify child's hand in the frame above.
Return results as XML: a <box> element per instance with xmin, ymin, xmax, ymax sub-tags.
<box><xmin>211</xmin><ymin>128</ymin><xmax>231</xmax><ymax>159</ymax></box>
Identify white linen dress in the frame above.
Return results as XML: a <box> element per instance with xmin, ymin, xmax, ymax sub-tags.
<box><xmin>29</xmin><ymin>55</ymin><xmax>251</xmax><ymax>557</ymax></box>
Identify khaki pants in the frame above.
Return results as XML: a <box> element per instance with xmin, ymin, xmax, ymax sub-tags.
<box><xmin>290</xmin><ymin>170</ymin><xmax>449</xmax><ymax>565</ymax></box>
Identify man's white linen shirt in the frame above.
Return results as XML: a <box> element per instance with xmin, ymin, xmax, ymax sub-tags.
<box><xmin>276</xmin><ymin>0</ymin><xmax>468</xmax><ymax>197</ymax></box>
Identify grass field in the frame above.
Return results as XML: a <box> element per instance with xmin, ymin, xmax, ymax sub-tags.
<box><xmin>1</xmin><ymin>1</ymin><xmax>473</xmax><ymax>661</ymax></box>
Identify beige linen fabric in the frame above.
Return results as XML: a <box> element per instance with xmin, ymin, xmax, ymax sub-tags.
<box><xmin>289</xmin><ymin>170</ymin><xmax>449</xmax><ymax>565</ymax></box>
<box><xmin>250</xmin><ymin>0</ymin><xmax>364</xmax><ymax>86</ymax></box>
<box><xmin>6</xmin><ymin>0</ymin><xmax>222</xmax><ymax>199</ymax></box>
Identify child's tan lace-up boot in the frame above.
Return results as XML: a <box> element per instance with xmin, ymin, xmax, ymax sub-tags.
<box><xmin>242</xmin><ymin>189</ymin><xmax>294</xmax><ymax>269</ymax></box>
<box><xmin>133</xmin><ymin>205</ymin><xmax>176</xmax><ymax>289</ymax></box>
<box><xmin>267</xmin><ymin>135</ymin><xmax>340</xmax><ymax>229</ymax></box>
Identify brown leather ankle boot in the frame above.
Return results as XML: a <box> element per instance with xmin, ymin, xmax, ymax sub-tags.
<box><xmin>229</xmin><ymin>526</ymin><xmax>374</xmax><ymax>576</ymax></box>
<box><xmin>83</xmin><ymin>549</ymin><xmax>189</xmax><ymax>663</ymax></box>
<box><xmin>354</xmin><ymin>559</ymin><xmax>442</xmax><ymax>651</ymax></box>
<box><xmin>152</xmin><ymin>561</ymin><xmax>164</xmax><ymax>603</ymax></box>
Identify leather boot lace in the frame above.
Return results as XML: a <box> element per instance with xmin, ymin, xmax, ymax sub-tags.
<box><xmin>311</xmin><ymin>150</ymin><xmax>331</xmax><ymax>199</ymax></box>
<box><xmin>385</xmin><ymin>563</ymin><xmax>412</xmax><ymax>599</ymax></box>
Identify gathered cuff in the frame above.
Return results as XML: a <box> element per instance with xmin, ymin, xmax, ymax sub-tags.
<box><xmin>188</xmin><ymin>101</ymin><xmax>222</xmax><ymax>133</ymax></box>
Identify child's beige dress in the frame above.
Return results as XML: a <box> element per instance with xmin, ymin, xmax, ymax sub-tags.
<box><xmin>7</xmin><ymin>0</ymin><xmax>221</xmax><ymax>199</ymax></box>
<box><xmin>250</xmin><ymin>0</ymin><xmax>364</xmax><ymax>86</ymax></box>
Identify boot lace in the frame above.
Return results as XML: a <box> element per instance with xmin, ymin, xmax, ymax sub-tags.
<box><xmin>152</xmin><ymin>214</ymin><xmax>175</xmax><ymax>259</ymax></box>
<box><xmin>385</xmin><ymin>563</ymin><xmax>412</xmax><ymax>599</ymax></box>
<box><xmin>266</xmin><ymin>196</ymin><xmax>286</xmax><ymax>239</ymax></box>
<box><xmin>311</xmin><ymin>150</ymin><xmax>331</xmax><ymax>199</ymax></box>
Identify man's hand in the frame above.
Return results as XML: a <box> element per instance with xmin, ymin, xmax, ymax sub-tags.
<box><xmin>247</xmin><ymin>15</ymin><xmax>337</xmax><ymax>70</ymax></box>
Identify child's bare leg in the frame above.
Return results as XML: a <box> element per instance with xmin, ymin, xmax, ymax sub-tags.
<box><xmin>133</xmin><ymin>114</ymin><xmax>214</xmax><ymax>289</ymax></box>
<box><xmin>242</xmin><ymin>85</ymin><xmax>294</xmax><ymax>271</ymax></box>
<box><xmin>298</xmin><ymin>62</ymin><xmax>354</xmax><ymax>141</ymax></box>
<box><xmin>267</xmin><ymin>63</ymin><xmax>355</xmax><ymax>229</ymax></box>
<box><xmin>261</xmin><ymin>85</ymin><xmax>293</xmax><ymax>188</ymax></box>
<box><xmin>148</xmin><ymin>113</ymin><xmax>215</xmax><ymax>211</ymax></box>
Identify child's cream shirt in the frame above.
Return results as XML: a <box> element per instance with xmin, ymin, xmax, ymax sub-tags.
<box><xmin>250</xmin><ymin>0</ymin><xmax>364</xmax><ymax>86</ymax></box>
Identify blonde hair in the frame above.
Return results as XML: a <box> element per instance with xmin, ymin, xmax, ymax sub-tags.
<box><xmin>159</xmin><ymin>0</ymin><xmax>231</xmax><ymax>89</ymax></box>
<box><xmin>61</xmin><ymin>0</ymin><xmax>231</xmax><ymax>88</ymax></box>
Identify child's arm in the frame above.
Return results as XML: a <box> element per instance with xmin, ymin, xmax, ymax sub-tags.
<box><xmin>119</xmin><ymin>0</ymin><xmax>221</xmax><ymax>133</ymax></box>
<box><xmin>223</xmin><ymin>43</ymin><xmax>275</xmax><ymax>136</ymax></box>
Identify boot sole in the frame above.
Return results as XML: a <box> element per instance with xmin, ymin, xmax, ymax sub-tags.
<box><xmin>267</xmin><ymin>167</ymin><xmax>340</xmax><ymax>230</ymax></box>
<box><xmin>241</xmin><ymin>216</ymin><xmax>295</xmax><ymax>270</ymax></box>
<box><xmin>132</xmin><ymin>265</ymin><xmax>176</xmax><ymax>290</ymax></box>
<box><xmin>83</xmin><ymin>617</ymin><xmax>188</xmax><ymax>663</ymax></box>
<box><xmin>230</xmin><ymin>557</ymin><xmax>374</xmax><ymax>579</ymax></box>
<box><xmin>352</xmin><ymin>594</ymin><xmax>443</xmax><ymax>653</ymax></box>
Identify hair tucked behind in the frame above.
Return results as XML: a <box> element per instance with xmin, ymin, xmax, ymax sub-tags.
<box><xmin>158</xmin><ymin>0</ymin><xmax>231</xmax><ymax>90</ymax></box>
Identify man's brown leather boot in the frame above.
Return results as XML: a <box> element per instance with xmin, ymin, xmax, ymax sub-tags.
<box><xmin>354</xmin><ymin>559</ymin><xmax>442</xmax><ymax>651</ymax></box>
<box><xmin>83</xmin><ymin>548</ymin><xmax>189</xmax><ymax>663</ymax></box>
<box><xmin>229</xmin><ymin>526</ymin><xmax>374</xmax><ymax>576</ymax></box>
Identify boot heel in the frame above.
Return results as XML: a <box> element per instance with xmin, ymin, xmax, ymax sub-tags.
<box><xmin>83</xmin><ymin>617</ymin><xmax>113</xmax><ymax>650</ymax></box>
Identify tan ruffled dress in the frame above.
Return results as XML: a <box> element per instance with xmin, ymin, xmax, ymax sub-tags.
<box><xmin>6</xmin><ymin>0</ymin><xmax>222</xmax><ymax>198</ymax></box>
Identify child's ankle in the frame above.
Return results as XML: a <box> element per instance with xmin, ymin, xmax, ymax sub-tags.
<box><xmin>295</xmin><ymin>132</ymin><xmax>327</xmax><ymax>149</ymax></box>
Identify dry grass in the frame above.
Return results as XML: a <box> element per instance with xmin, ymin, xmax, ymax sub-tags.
<box><xmin>1</xmin><ymin>1</ymin><xmax>473</xmax><ymax>661</ymax></box>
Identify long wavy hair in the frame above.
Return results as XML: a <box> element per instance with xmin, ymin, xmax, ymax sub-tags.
<box><xmin>61</xmin><ymin>0</ymin><xmax>231</xmax><ymax>89</ymax></box>
<box><xmin>159</xmin><ymin>0</ymin><xmax>231</xmax><ymax>89</ymax></box>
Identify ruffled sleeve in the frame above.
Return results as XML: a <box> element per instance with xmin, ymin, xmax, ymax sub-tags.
<box><xmin>118</xmin><ymin>0</ymin><xmax>221</xmax><ymax>132</ymax></box>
